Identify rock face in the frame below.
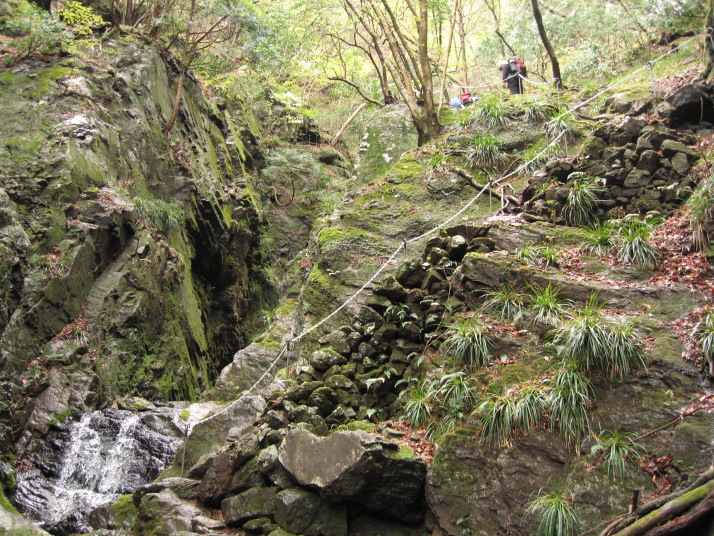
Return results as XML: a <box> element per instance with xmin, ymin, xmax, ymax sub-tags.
<box><xmin>354</xmin><ymin>104</ymin><xmax>418</xmax><ymax>182</ymax></box>
<box><xmin>13</xmin><ymin>407</ymin><xmax>185</xmax><ymax>535</ymax></box>
<box><xmin>278</xmin><ymin>429</ymin><xmax>426</xmax><ymax>523</ymax></box>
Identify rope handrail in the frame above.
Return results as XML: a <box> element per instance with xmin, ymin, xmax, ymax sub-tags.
<box><xmin>196</xmin><ymin>31</ymin><xmax>706</xmax><ymax>427</ymax></box>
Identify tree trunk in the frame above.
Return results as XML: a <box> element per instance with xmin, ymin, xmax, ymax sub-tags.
<box><xmin>612</xmin><ymin>481</ymin><xmax>714</xmax><ymax>536</ymax></box>
<box><xmin>705</xmin><ymin>0</ymin><xmax>714</xmax><ymax>78</ymax></box>
<box><xmin>529</xmin><ymin>0</ymin><xmax>562</xmax><ymax>87</ymax></box>
<box><xmin>163</xmin><ymin>68</ymin><xmax>186</xmax><ymax>136</ymax></box>
<box><xmin>330</xmin><ymin>102</ymin><xmax>367</xmax><ymax>147</ymax></box>
<box><xmin>416</xmin><ymin>0</ymin><xmax>440</xmax><ymax>145</ymax></box>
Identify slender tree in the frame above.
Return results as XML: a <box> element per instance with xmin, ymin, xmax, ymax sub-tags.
<box><xmin>341</xmin><ymin>0</ymin><xmax>441</xmax><ymax>146</ymax></box>
<box><xmin>706</xmin><ymin>0</ymin><xmax>714</xmax><ymax>78</ymax></box>
<box><xmin>529</xmin><ymin>0</ymin><xmax>562</xmax><ymax>87</ymax></box>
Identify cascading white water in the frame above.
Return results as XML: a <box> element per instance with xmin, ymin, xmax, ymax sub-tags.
<box><xmin>13</xmin><ymin>408</ymin><xmax>185</xmax><ymax>534</ymax></box>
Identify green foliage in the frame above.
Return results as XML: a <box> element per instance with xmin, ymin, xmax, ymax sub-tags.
<box><xmin>59</xmin><ymin>1</ymin><xmax>106</xmax><ymax>35</ymax></box>
<box><xmin>515</xmin><ymin>384</ymin><xmax>548</xmax><ymax>431</ymax></box>
<box><xmin>614</xmin><ymin>214</ymin><xmax>661</xmax><ymax>268</ymax></box>
<box><xmin>398</xmin><ymin>378</ymin><xmax>433</xmax><ymax>428</ymax></box>
<box><xmin>441</xmin><ymin>317</ymin><xmax>494</xmax><ymax>368</ymax></box>
<box><xmin>134</xmin><ymin>198</ymin><xmax>184</xmax><ymax>233</ymax></box>
<box><xmin>258</xmin><ymin>148</ymin><xmax>326</xmax><ymax>206</ymax></box>
<box><xmin>527</xmin><ymin>282</ymin><xmax>571</xmax><ymax>327</ymax></box>
<box><xmin>520</xmin><ymin>141</ymin><xmax>559</xmax><ymax>174</ymax></box>
<box><xmin>2</xmin><ymin>5</ymin><xmax>73</xmax><ymax>63</ymax></box>
<box><xmin>545</xmin><ymin>110</ymin><xmax>578</xmax><ymax>141</ymax></box>
<box><xmin>686</xmin><ymin>172</ymin><xmax>714</xmax><ymax>251</ymax></box>
<box><xmin>562</xmin><ymin>175</ymin><xmax>598</xmax><ymax>227</ymax></box>
<box><xmin>546</xmin><ymin>363</ymin><xmax>592</xmax><ymax>448</ymax></box>
<box><xmin>432</xmin><ymin>371</ymin><xmax>478</xmax><ymax>411</ymax></box>
<box><xmin>514</xmin><ymin>96</ymin><xmax>551</xmax><ymax>124</ymax></box>
<box><xmin>476</xmin><ymin>393</ymin><xmax>516</xmax><ymax>446</ymax></box>
<box><xmin>467</xmin><ymin>135</ymin><xmax>506</xmax><ymax>169</ymax></box>
<box><xmin>693</xmin><ymin>310</ymin><xmax>714</xmax><ymax>366</ymax></box>
<box><xmin>590</xmin><ymin>429</ymin><xmax>643</xmax><ymax>478</ymax></box>
<box><xmin>580</xmin><ymin>222</ymin><xmax>616</xmax><ymax>256</ymax></box>
<box><xmin>473</xmin><ymin>94</ymin><xmax>509</xmax><ymax>128</ymax></box>
<box><xmin>481</xmin><ymin>284</ymin><xmax>525</xmax><ymax>322</ymax></box>
<box><xmin>525</xmin><ymin>488</ymin><xmax>581</xmax><ymax>536</ymax></box>
<box><xmin>554</xmin><ymin>296</ymin><xmax>645</xmax><ymax>381</ymax></box>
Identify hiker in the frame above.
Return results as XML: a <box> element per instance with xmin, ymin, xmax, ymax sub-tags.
<box><xmin>449</xmin><ymin>95</ymin><xmax>464</xmax><ymax>109</ymax></box>
<box><xmin>500</xmin><ymin>57</ymin><xmax>527</xmax><ymax>95</ymax></box>
<box><xmin>461</xmin><ymin>91</ymin><xmax>473</xmax><ymax>106</ymax></box>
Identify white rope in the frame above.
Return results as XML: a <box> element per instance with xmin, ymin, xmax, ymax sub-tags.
<box><xmin>195</xmin><ymin>33</ymin><xmax>705</xmax><ymax>427</ymax></box>
<box><xmin>547</xmin><ymin>31</ymin><xmax>705</xmax><ymax>125</ymax></box>
<box><xmin>450</xmin><ymin>82</ymin><xmax>494</xmax><ymax>90</ymax></box>
<box><xmin>517</xmin><ymin>73</ymin><xmax>553</xmax><ymax>86</ymax></box>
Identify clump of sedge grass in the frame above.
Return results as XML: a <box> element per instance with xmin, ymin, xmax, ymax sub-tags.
<box><xmin>525</xmin><ymin>488</ymin><xmax>582</xmax><ymax>536</ymax></box>
<box><xmin>441</xmin><ymin>317</ymin><xmax>495</xmax><ymax>368</ymax></box>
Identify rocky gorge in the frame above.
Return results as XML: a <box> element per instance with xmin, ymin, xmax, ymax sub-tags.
<box><xmin>0</xmin><ymin>15</ymin><xmax>713</xmax><ymax>536</ymax></box>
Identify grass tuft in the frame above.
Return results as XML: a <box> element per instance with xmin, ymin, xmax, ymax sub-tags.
<box><xmin>441</xmin><ymin>317</ymin><xmax>495</xmax><ymax>368</ymax></box>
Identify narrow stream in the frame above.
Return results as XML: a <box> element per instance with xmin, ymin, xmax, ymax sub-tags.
<box><xmin>13</xmin><ymin>408</ymin><xmax>185</xmax><ymax>535</ymax></box>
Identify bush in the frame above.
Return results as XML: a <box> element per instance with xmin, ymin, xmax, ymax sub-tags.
<box><xmin>134</xmin><ymin>198</ymin><xmax>184</xmax><ymax>233</ymax></box>
<box><xmin>432</xmin><ymin>371</ymin><xmax>478</xmax><ymax>411</ymax></box>
<box><xmin>467</xmin><ymin>135</ymin><xmax>506</xmax><ymax>169</ymax></box>
<box><xmin>441</xmin><ymin>317</ymin><xmax>494</xmax><ymax>368</ymax></box>
<box><xmin>686</xmin><ymin>173</ymin><xmax>714</xmax><ymax>251</ymax></box>
<box><xmin>562</xmin><ymin>175</ymin><xmax>598</xmax><ymax>227</ymax></box>
<box><xmin>473</xmin><ymin>94</ymin><xmax>509</xmax><ymax>128</ymax></box>
<box><xmin>546</xmin><ymin>363</ymin><xmax>592</xmax><ymax>448</ymax></box>
<box><xmin>398</xmin><ymin>378</ymin><xmax>433</xmax><ymax>428</ymax></box>
<box><xmin>526</xmin><ymin>488</ymin><xmax>581</xmax><ymax>536</ymax></box>
<box><xmin>527</xmin><ymin>282</ymin><xmax>571</xmax><ymax>327</ymax></box>
<box><xmin>481</xmin><ymin>284</ymin><xmax>525</xmax><ymax>322</ymax></box>
<box><xmin>554</xmin><ymin>296</ymin><xmax>645</xmax><ymax>381</ymax></box>
<box><xmin>59</xmin><ymin>1</ymin><xmax>106</xmax><ymax>35</ymax></box>
<box><xmin>614</xmin><ymin>214</ymin><xmax>661</xmax><ymax>268</ymax></box>
<box><xmin>3</xmin><ymin>5</ymin><xmax>73</xmax><ymax>62</ymax></box>
<box><xmin>477</xmin><ymin>393</ymin><xmax>516</xmax><ymax>446</ymax></box>
<box><xmin>580</xmin><ymin>222</ymin><xmax>616</xmax><ymax>256</ymax></box>
<box><xmin>694</xmin><ymin>310</ymin><xmax>714</xmax><ymax>375</ymax></box>
<box><xmin>590</xmin><ymin>429</ymin><xmax>643</xmax><ymax>478</ymax></box>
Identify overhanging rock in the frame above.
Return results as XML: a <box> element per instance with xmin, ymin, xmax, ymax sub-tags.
<box><xmin>277</xmin><ymin>429</ymin><xmax>426</xmax><ymax>523</ymax></box>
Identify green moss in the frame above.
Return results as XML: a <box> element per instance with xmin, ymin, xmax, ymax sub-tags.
<box><xmin>48</xmin><ymin>409</ymin><xmax>74</xmax><ymax>426</ymax></box>
<box><xmin>386</xmin><ymin>155</ymin><xmax>426</xmax><ymax>183</ymax></box>
<box><xmin>0</xmin><ymin>486</ymin><xmax>19</xmax><ymax>515</ymax></box>
<box><xmin>341</xmin><ymin>420</ymin><xmax>376</xmax><ymax>432</ymax></box>
<box><xmin>384</xmin><ymin>444</ymin><xmax>418</xmax><ymax>461</ymax></box>
<box><xmin>108</xmin><ymin>494</ymin><xmax>138</xmax><ymax>529</ymax></box>
<box><xmin>31</xmin><ymin>65</ymin><xmax>72</xmax><ymax>100</ymax></box>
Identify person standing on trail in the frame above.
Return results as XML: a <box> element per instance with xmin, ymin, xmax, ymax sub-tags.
<box><xmin>500</xmin><ymin>58</ymin><xmax>527</xmax><ymax>95</ymax></box>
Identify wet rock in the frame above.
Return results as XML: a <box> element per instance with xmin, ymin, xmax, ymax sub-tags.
<box><xmin>373</xmin><ymin>275</ymin><xmax>407</xmax><ymax>301</ymax></box>
<box><xmin>318</xmin><ymin>331</ymin><xmax>351</xmax><ymax>356</ymax></box>
<box><xmin>278</xmin><ymin>429</ymin><xmax>426</xmax><ymax>522</ymax></box>
<box><xmin>274</xmin><ymin>488</ymin><xmax>347</xmax><ymax>536</ymax></box>
<box><xmin>285</xmin><ymin>381</ymin><xmax>323</xmax><ymax>403</ymax></box>
<box><xmin>136</xmin><ymin>489</ymin><xmax>202</xmax><ymax>536</ymax></box>
<box><xmin>623</xmin><ymin>169</ymin><xmax>652</xmax><ymax>188</ymax></box>
<box><xmin>671</xmin><ymin>153</ymin><xmax>690</xmax><ymax>175</ymax></box>
<box><xmin>660</xmin><ymin>139</ymin><xmax>698</xmax><ymax>160</ymax></box>
<box><xmin>310</xmin><ymin>350</ymin><xmax>347</xmax><ymax>372</ymax></box>
<box><xmin>256</xmin><ymin>445</ymin><xmax>279</xmax><ymax>474</ymax></box>
<box><xmin>221</xmin><ymin>487</ymin><xmax>279</xmax><ymax>527</ymax></box>
<box><xmin>307</xmin><ymin>387</ymin><xmax>338</xmax><ymax>417</ymax></box>
<box><xmin>243</xmin><ymin>517</ymin><xmax>276</xmax><ymax>534</ymax></box>
<box><xmin>134</xmin><ymin>478</ymin><xmax>200</xmax><ymax>504</ymax></box>
<box><xmin>264</xmin><ymin>410</ymin><xmax>289</xmax><ymax>430</ymax></box>
<box><xmin>395</xmin><ymin>261</ymin><xmax>427</xmax><ymax>288</ymax></box>
<box><xmin>636</xmin><ymin>150</ymin><xmax>659</xmax><ymax>173</ymax></box>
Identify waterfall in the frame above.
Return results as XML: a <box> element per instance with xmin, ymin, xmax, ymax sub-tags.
<box><xmin>13</xmin><ymin>408</ymin><xmax>185</xmax><ymax>535</ymax></box>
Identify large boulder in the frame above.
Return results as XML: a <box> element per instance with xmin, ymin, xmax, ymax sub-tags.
<box><xmin>277</xmin><ymin>429</ymin><xmax>426</xmax><ymax>523</ymax></box>
<box><xmin>665</xmin><ymin>81</ymin><xmax>714</xmax><ymax>127</ymax></box>
<box><xmin>221</xmin><ymin>487</ymin><xmax>279</xmax><ymax>527</ymax></box>
<box><xmin>274</xmin><ymin>488</ymin><xmax>347</xmax><ymax>536</ymax></box>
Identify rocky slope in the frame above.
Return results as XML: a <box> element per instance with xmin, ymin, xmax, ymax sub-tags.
<box><xmin>1</xmin><ymin>24</ymin><xmax>713</xmax><ymax>536</ymax></box>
